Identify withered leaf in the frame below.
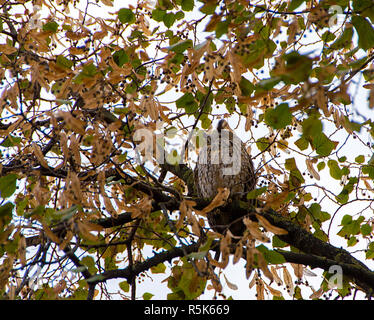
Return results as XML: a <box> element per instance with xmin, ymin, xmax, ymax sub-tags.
<box><xmin>255</xmin><ymin>214</ymin><xmax>288</xmax><ymax>235</ymax></box>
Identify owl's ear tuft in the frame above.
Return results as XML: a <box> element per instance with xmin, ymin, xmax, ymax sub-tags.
<box><xmin>217</xmin><ymin>119</ymin><xmax>230</xmax><ymax>132</ymax></box>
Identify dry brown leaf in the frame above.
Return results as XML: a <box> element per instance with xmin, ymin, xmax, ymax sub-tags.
<box><xmin>199</xmin><ymin>187</ymin><xmax>230</xmax><ymax>215</ymax></box>
<box><xmin>127</xmin><ymin>197</ymin><xmax>152</xmax><ymax>219</ymax></box>
<box><xmin>256</xmin><ymin>250</ymin><xmax>274</xmax><ymax>282</ymax></box>
<box><xmin>369</xmin><ymin>87</ymin><xmax>374</xmax><ymax>109</ymax></box>
<box><xmin>306</xmin><ymin>158</ymin><xmax>320</xmax><ymax>180</ymax></box>
<box><xmin>0</xmin><ymin>44</ymin><xmax>17</xmax><ymax>54</ymax></box>
<box><xmin>283</xmin><ymin>267</ymin><xmax>294</xmax><ymax>296</ymax></box>
<box><xmin>70</xmin><ymin>135</ymin><xmax>81</xmax><ymax>167</ymax></box>
<box><xmin>243</xmin><ymin>217</ymin><xmax>270</xmax><ymax>242</ymax></box>
<box><xmin>291</xmin><ymin>263</ymin><xmax>303</xmax><ymax>280</ymax></box>
<box><xmin>256</xmin><ymin>277</ymin><xmax>265</xmax><ymax>300</ymax></box>
<box><xmin>287</xmin><ymin>19</ymin><xmax>298</xmax><ymax>45</ymax></box>
<box><xmin>268</xmin><ymin>165</ymin><xmax>283</xmax><ymax>176</ymax></box>
<box><xmin>32</xmin><ymin>142</ymin><xmax>49</xmax><ymax>168</ymax></box>
<box><xmin>42</xmin><ymin>223</ymin><xmax>61</xmax><ymax>244</ymax></box>
<box><xmin>255</xmin><ymin>214</ymin><xmax>288</xmax><ymax>235</ymax></box>
<box><xmin>59</xmin><ymin>230</ymin><xmax>74</xmax><ymax>251</ymax></box>
<box><xmin>316</xmin><ymin>86</ymin><xmax>329</xmax><ymax>116</ymax></box>
<box><xmin>248</xmin><ymin>272</ymin><xmax>257</xmax><ymax>288</ymax></box>
<box><xmin>233</xmin><ymin>242</ymin><xmax>243</xmax><ymax>264</ymax></box>
<box><xmin>265</xmin><ymin>282</ymin><xmax>283</xmax><ymax>297</ymax></box>
<box><xmin>363</xmin><ymin>178</ymin><xmax>373</xmax><ymax>192</ymax></box>
<box><xmin>223</xmin><ymin>274</ymin><xmax>238</xmax><ymax>290</ymax></box>
<box><xmin>180</xmin><ymin>199</ymin><xmax>199</xmax><ymax>235</ymax></box>
<box><xmin>246</xmin><ymin>247</ymin><xmax>254</xmax><ymax>279</ymax></box>
<box><xmin>271</xmin><ymin>266</ymin><xmax>283</xmax><ymax>286</ymax></box>
<box><xmin>18</xmin><ymin>235</ymin><xmax>27</xmax><ymax>267</ymax></box>
<box><xmin>208</xmin><ymin>253</ymin><xmax>227</xmax><ymax>269</ymax></box>
<box><xmin>67</xmin><ymin>171</ymin><xmax>83</xmax><ymax>204</ymax></box>
<box><xmin>76</xmin><ymin>220</ymin><xmax>99</xmax><ymax>242</ymax></box>
<box><xmin>59</xmin><ymin>132</ymin><xmax>69</xmax><ymax>166</ymax></box>
<box><xmin>309</xmin><ymin>287</ymin><xmax>324</xmax><ymax>299</ymax></box>
<box><xmin>58</xmin><ymin>111</ymin><xmax>86</xmax><ymax>135</ymax></box>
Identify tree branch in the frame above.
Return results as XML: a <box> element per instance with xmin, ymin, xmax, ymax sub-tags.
<box><xmin>86</xmin><ymin>241</ymin><xmax>201</xmax><ymax>288</ymax></box>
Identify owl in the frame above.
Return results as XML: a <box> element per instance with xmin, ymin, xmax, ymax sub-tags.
<box><xmin>194</xmin><ymin>120</ymin><xmax>257</xmax><ymax>236</ymax></box>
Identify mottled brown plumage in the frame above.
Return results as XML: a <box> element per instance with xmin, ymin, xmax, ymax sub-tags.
<box><xmin>194</xmin><ymin>120</ymin><xmax>256</xmax><ymax>236</ymax></box>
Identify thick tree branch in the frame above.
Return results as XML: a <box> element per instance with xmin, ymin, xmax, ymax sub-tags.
<box><xmin>86</xmin><ymin>241</ymin><xmax>202</xmax><ymax>294</ymax></box>
<box><xmin>277</xmin><ymin>250</ymin><xmax>374</xmax><ymax>297</ymax></box>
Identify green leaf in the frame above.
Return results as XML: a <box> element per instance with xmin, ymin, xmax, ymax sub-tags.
<box><xmin>361</xmin><ymin>224</ymin><xmax>372</xmax><ymax>236</ymax></box>
<box><xmin>338</xmin><ymin>156</ymin><xmax>347</xmax><ymax>163</ymax></box>
<box><xmin>181</xmin><ymin>0</ymin><xmax>194</xmax><ymax>11</ymax></box>
<box><xmin>256</xmin><ymin>137</ymin><xmax>271</xmax><ymax>152</ymax></box>
<box><xmin>175</xmin><ymin>10</ymin><xmax>185</xmax><ymax>20</ymax></box>
<box><xmin>163</xmin><ymin>12</ymin><xmax>176</xmax><ymax>28</ymax></box>
<box><xmin>199</xmin><ymin>2</ymin><xmax>217</xmax><ymax>14</ymax></box>
<box><xmin>353</xmin><ymin>0</ymin><xmax>374</xmax><ymax>22</ymax></box>
<box><xmin>16</xmin><ymin>197</ymin><xmax>28</xmax><ymax>216</ymax></box>
<box><xmin>187</xmin><ymin>251</ymin><xmax>208</xmax><ymax>259</ymax></box>
<box><xmin>288</xmin><ymin>0</ymin><xmax>305</xmax><ymax>11</ymax></box>
<box><xmin>294</xmin><ymin>136</ymin><xmax>309</xmax><ymax>151</ymax></box>
<box><xmin>176</xmin><ymin>92</ymin><xmax>198</xmax><ymax>113</ymax></box>
<box><xmin>329</xmin><ymin>26</ymin><xmax>353</xmax><ymax>50</ymax></box>
<box><xmin>264</xmin><ymin>103</ymin><xmax>292</xmax><ymax>130</ymax></box>
<box><xmin>200</xmin><ymin>116</ymin><xmax>211</xmax><ymax>129</ymax></box>
<box><xmin>366</xmin><ymin>242</ymin><xmax>374</xmax><ymax>259</ymax></box>
<box><xmin>317</xmin><ymin>161</ymin><xmax>326</xmax><ymax>171</ymax></box>
<box><xmin>24</xmin><ymin>205</ymin><xmax>44</xmax><ymax>219</ymax></box>
<box><xmin>246</xmin><ymin>187</ymin><xmax>267</xmax><ymax>199</ymax></box>
<box><xmin>151</xmin><ymin>8</ymin><xmax>166</xmax><ymax>22</ymax></box>
<box><xmin>327</xmin><ymin>160</ymin><xmax>342</xmax><ymax>180</ymax></box>
<box><xmin>341</xmin><ymin>214</ymin><xmax>352</xmax><ymax>226</ymax></box>
<box><xmin>255</xmin><ymin>77</ymin><xmax>281</xmax><ymax>93</ymax></box>
<box><xmin>0</xmin><ymin>134</ymin><xmax>22</xmax><ymax>147</ymax></box>
<box><xmin>73</xmin><ymin>63</ymin><xmax>98</xmax><ymax>84</ymax></box>
<box><xmin>113</xmin><ymin>49</ymin><xmax>129</xmax><ymax>67</ymax></box>
<box><xmin>167</xmin><ymin>39</ymin><xmax>193</xmax><ymax>53</ymax></box>
<box><xmin>51</xmin><ymin>205</ymin><xmax>78</xmax><ymax>222</ymax></box>
<box><xmin>308</xmin><ymin>203</ymin><xmax>322</xmax><ymax>220</ymax></box>
<box><xmin>301</xmin><ymin>115</ymin><xmax>322</xmax><ymax>138</ymax></box>
<box><xmin>355</xmin><ymin>155</ymin><xmax>365</xmax><ymax>163</ymax></box>
<box><xmin>336</xmin><ymin>177</ymin><xmax>358</xmax><ymax>204</ymax></box>
<box><xmin>215</xmin><ymin>20</ymin><xmax>229</xmax><ymax>38</ymax></box>
<box><xmin>239</xmin><ymin>76</ymin><xmax>254</xmax><ymax>96</ymax></box>
<box><xmin>347</xmin><ymin>236</ymin><xmax>357</xmax><ymax>247</ymax></box>
<box><xmin>272</xmin><ymin>235</ymin><xmax>288</xmax><ymax>248</ymax></box>
<box><xmin>313</xmin><ymin>229</ymin><xmax>328</xmax><ymax>242</ymax></box>
<box><xmin>81</xmin><ymin>256</ymin><xmax>98</xmax><ymax>274</ymax></box>
<box><xmin>281</xmin><ymin>51</ymin><xmax>313</xmax><ymax>84</ymax></box>
<box><xmin>352</xmin><ymin>15</ymin><xmax>374</xmax><ymax>51</ymax></box>
<box><xmin>56</xmin><ymin>55</ymin><xmax>73</xmax><ymax>69</ymax></box>
<box><xmin>118</xmin><ymin>8</ymin><xmax>136</xmax><ymax>24</ymax></box>
<box><xmin>0</xmin><ymin>202</ymin><xmax>14</xmax><ymax>223</ymax></box>
<box><xmin>143</xmin><ymin>292</ymin><xmax>154</xmax><ymax>300</ymax></box>
<box><xmin>311</xmin><ymin>133</ymin><xmax>336</xmax><ymax>157</ymax></box>
<box><xmin>344</xmin><ymin>116</ymin><xmax>362</xmax><ymax>133</ymax></box>
<box><xmin>151</xmin><ymin>263</ymin><xmax>166</xmax><ymax>274</ymax></box>
<box><xmin>119</xmin><ymin>281</ymin><xmax>130</xmax><ymax>292</ymax></box>
<box><xmin>285</xmin><ymin>157</ymin><xmax>305</xmax><ymax>187</ymax></box>
<box><xmin>0</xmin><ymin>174</ymin><xmax>17</xmax><ymax>198</ymax></box>
<box><xmin>256</xmin><ymin>245</ymin><xmax>286</xmax><ymax>264</ymax></box>
<box><xmin>42</xmin><ymin>21</ymin><xmax>58</xmax><ymax>33</ymax></box>
<box><xmin>321</xmin><ymin>31</ymin><xmax>336</xmax><ymax>43</ymax></box>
